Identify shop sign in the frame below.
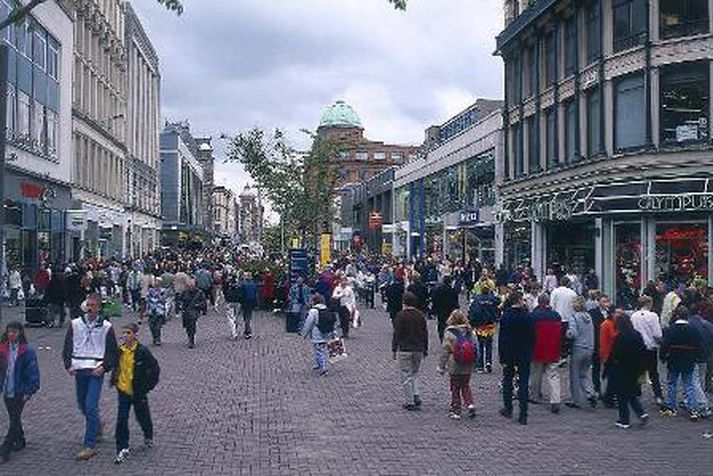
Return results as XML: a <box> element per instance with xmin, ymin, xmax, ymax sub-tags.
<box><xmin>458</xmin><ymin>210</ymin><xmax>479</xmax><ymax>226</ymax></box>
<box><xmin>20</xmin><ymin>181</ymin><xmax>44</xmax><ymax>199</ymax></box>
<box><xmin>66</xmin><ymin>210</ymin><xmax>87</xmax><ymax>231</ymax></box>
<box><xmin>638</xmin><ymin>193</ymin><xmax>713</xmax><ymax>212</ymax></box>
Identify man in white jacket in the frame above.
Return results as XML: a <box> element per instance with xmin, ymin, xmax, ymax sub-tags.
<box><xmin>550</xmin><ymin>276</ymin><xmax>578</xmax><ymax>361</ymax></box>
<box><xmin>631</xmin><ymin>295</ymin><xmax>664</xmax><ymax>405</ymax></box>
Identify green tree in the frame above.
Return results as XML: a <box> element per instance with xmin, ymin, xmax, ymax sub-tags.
<box><xmin>226</xmin><ymin>128</ymin><xmax>343</xmax><ymax>249</ymax></box>
<box><xmin>0</xmin><ymin>0</ymin><xmax>183</xmax><ymax>32</ymax></box>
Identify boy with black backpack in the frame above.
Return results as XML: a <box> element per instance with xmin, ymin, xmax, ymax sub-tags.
<box><xmin>302</xmin><ymin>294</ymin><xmax>336</xmax><ymax>376</ymax></box>
<box><xmin>438</xmin><ymin>310</ymin><xmax>477</xmax><ymax>419</ymax></box>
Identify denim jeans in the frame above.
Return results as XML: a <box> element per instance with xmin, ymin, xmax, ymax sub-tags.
<box><xmin>312</xmin><ymin>342</ymin><xmax>327</xmax><ymax>372</ymax></box>
<box><xmin>692</xmin><ymin>363</ymin><xmax>709</xmax><ymax>409</ymax></box>
<box><xmin>115</xmin><ymin>391</ymin><xmax>153</xmax><ymax>452</ymax></box>
<box><xmin>75</xmin><ymin>370</ymin><xmax>104</xmax><ymax>448</ymax></box>
<box><xmin>477</xmin><ymin>336</ymin><xmax>492</xmax><ymax>369</ymax></box>
<box><xmin>242</xmin><ymin>305</ymin><xmax>254</xmax><ymax>336</ymax></box>
<box><xmin>666</xmin><ymin>368</ymin><xmax>697</xmax><ymax>410</ymax></box>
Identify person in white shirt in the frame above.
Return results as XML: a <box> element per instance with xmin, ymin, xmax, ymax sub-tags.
<box><xmin>630</xmin><ymin>295</ymin><xmax>664</xmax><ymax>405</ymax></box>
<box><xmin>550</xmin><ymin>276</ymin><xmax>578</xmax><ymax>360</ymax></box>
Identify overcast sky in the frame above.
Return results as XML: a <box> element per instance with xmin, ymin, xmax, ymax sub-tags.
<box><xmin>132</xmin><ymin>0</ymin><xmax>504</xmax><ymax>199</ymax></box>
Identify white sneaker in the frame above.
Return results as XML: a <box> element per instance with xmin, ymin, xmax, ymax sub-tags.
<box><xmin>115</xmin><ymin>448</ymin><xmax>130</xmax><ymax>464</ymax></box>
<box><xmin>448</xmin><ymin>412</ymin><xmax>462</xmax><ymax>420</ymax></box>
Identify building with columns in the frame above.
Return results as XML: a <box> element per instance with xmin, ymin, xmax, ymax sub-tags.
<box><xmin>124</xmin><ymin>1</ymin><xmax>161</xmax><ymax>257</ymax></box>
<box><xmin>496</xmin><ymin>0</ymin><xmax>713</xmax><ymax>307</ymax></box>
<box><xmin>1</xmin><ymin>0</ymin><xmax>73</xmax><ymax>272</ymax></box>
<box><xmin>212</xmin><ymin>186</ymin><xmax>237</xmax><ymax>242</ymax></box>
<box><xmin>69</xmin><ymin>0</ymin><xmax>128</xmax><ymax>260</ymax></box>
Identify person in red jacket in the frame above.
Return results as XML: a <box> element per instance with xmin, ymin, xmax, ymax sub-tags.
<box><xmin>599</xmin><ymin>307</ymin><xmax>621</xmax><ymax>407</ymax></box>
<box><xmin>260</xmin><ymin>269</ymin><xmax>275</xmax><ymax>310</ymax></box>
<box><xmin>529</xmin><ymin>294</ymin><xmax>563</xmax><ymax>414</ymax></box>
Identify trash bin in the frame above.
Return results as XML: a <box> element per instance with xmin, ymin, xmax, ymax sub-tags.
<box><xmin>286</xmin><ymin>312</ymin><xmax>301</xmax><ymax>333</ymax></box>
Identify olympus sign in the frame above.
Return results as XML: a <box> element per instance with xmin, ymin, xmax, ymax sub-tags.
<box><xmin>638</xmin><ymin>194</ymin><xmax>713</xmax><ymax>212</ymax></box>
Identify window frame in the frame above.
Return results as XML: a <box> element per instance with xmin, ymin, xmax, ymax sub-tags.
<box><xmin>614</xmin><ymin>72</ymin><xmax>648</xmax><ymax>151</ymax></box>
<box><xmin>612</xmin><ymin>0</ymin><xmax>648</xmax><ymax>53</ymax></box>
<box><xmin>659</xmin><ymin>61</ymin><xmax>710</xmax><ymax>145</ymax></box>
<box><xmin>660</xmin><ymin>0</ymin><xmax>709</xmax><ymax>40</ymax></box>
<box><xmin>587</xmin><ymin>87</ymin><xmax>602</xmax><ymax>158</ymax></box>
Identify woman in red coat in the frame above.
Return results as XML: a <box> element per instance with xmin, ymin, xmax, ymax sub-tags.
<box><xmin>260</xmin><ymin>270</ymin><xmax>275</xmax><ymax>310</ymax></box>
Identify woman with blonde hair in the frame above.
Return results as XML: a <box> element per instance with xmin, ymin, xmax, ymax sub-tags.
<box><xmin>438</xmin><ymin>309</ymin><xmax>477</xmax><ymax>419</ymax></box>
<box><xmin>566</xmin><ymin>296</ymin><xmax>598</xmax><ymax>408</ymax></box>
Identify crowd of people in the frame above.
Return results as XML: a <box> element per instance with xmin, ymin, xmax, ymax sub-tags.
<box><xmin>1</xmin><ymin>249</ymin><xmax>712</xmax><ymax>466</ymax></box>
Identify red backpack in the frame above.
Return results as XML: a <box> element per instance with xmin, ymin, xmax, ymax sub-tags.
<box><xmin>451</xmin><ymin>328</ymin><xmax>477</xmax><ymax>366</ymax></box>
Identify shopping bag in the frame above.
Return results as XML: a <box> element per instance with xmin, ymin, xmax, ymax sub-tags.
<box><xmin>327</xmin><ymin>338</ymin><xmax>348</xmax><ymax>363</ymax></box>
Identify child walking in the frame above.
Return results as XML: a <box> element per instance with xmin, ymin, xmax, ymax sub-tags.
<box><xmin>438</xmin><ymin>310</ymin><xmax>477</xmax><ymax>419</ymax></box>
<box><xmin>111</xmin><ymin>323</ymin><xmax>161</xmax><ymax>464</ymax></box>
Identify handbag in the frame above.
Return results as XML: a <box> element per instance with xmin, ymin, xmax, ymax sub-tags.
<box><xmin>327</xmin><ymin>338</ymin><xmax>348</xmax><ymax>363</ymax></box>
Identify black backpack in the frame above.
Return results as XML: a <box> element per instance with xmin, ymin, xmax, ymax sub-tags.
<box><xmin>316</xmin><ymin>308</ymin><xmax>337</xmax><ymax>334</ymax></box>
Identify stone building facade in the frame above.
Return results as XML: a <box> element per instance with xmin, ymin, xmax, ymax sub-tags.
<box><xmin>212</xmin><ymin>185</ymin><xmax>237</xmax><ymax>241</ymax></box>
<box><xmin>70</xmin><ymin>0</ymin><xmax>128</xmax><ymax>260</ymax></box>
<box><xmin>124</xmin><ymin>1</ymin><xmax>161</xmax><ymax>257</ymax></box>
<box><xmin>497</xmin><ymin>0</ymin><xmax>713</xmax><ymax>306</ymax></box>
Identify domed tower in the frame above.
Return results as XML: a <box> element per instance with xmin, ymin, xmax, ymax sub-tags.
<box><xmin>317</xmin><ymin>100</ymin><xmax>365</xmax><ymax>142</ymax></box>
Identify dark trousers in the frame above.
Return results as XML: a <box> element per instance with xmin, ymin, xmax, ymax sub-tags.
<box><xmin>183</xmin><ymin>316</ymin><xmax>197</xmax><ymax>345</ymax></box>
<box><xmin>115</xmin><ymin>391</ymin><xmax>153</xmax><ymax>452</ymax></box>
<box><xmin>2</xmin><ymin>397</ymin><xmax>26</xmax><ymax>453</ymax></box>
<box><xmin>602</xmin><ymin>362</ymin><xmax>615</xmax><ymax>405</ymax></box>
<box><xmin>450</xmin><ymin>374</ymin><xmax>474</xmax><ymax>414</ymax></box>
<box><xmin>502</xmin><ymin>361</ymin><xmax>530</xmax><ymax>417</ymax></box>
<box><xmin>242</xmin><ymin>305</ymin><xmax>254</xmax><ymax>336</ymax></box>
<box><xmin>617</xmin><ymin>394</ymin><xmax>645</xmax><ymax>425</ymax></box>
<box><xmin>148</xmin><ymin>314</ymin><xmax>164</xmax><ymax>343</ymax></box>
<box><xmin>477</xmin><ymin>336</ymin><xmax>493</xmax><ymax>369</ymax></box>
<box><xmin>338</xmin><ymin>306</ymin><xmax>350</xmax><ymax>337</ymax></box>
<box><xmin>592</xmin><ymin>352</ymin><xmax>601</xmax><ymax>395</ymax></box>
<box><xmin>643</xmin><ymin>349</ymin><xmax>663</xmax><ymax>399</ymax></box>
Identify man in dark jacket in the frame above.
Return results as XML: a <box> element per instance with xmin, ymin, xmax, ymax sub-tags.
<box><xmin>468</xmin><ymin>283</ymin><xmax>501</xmax><ymax>372</ymax></box>
<box><xmin>406</xmin><ymin>272</ymin><xmax>430</xmax><ymax>317</ymax></box>
<box><xmin>240</xmin><ymin>273</ymin><xmax>259</xmax><ymax>339</ymax></box>
<box><xmin>498</xmin><ymin>291</ymin><xmax>535</xmax><ymax>425</ymax></box>
<box><xmin>660</xmin><ymin>305</ymin><xmax>703</xmax><ymax>419</ymax></box>
<box><xmin>392</xmin><ymin>292</ymin><xmax>428</xmax><ymax>411</ymax></box>
<box><xmin>385</xmin><ymin>277</ymin><xmax>405</xmax><ymax>325</ymax></box>
<box><xmin>182</xmin><ymin>279</ymin><xmax>207</xmax><ymax>349</ymax></box>
<box><xmin>111</xmin><ymin>322</ymin><xmax>160</xmax><ymax>464</ymax></box>
<box><xmin>44</xmin><ymin>270</ymin><xmax>67</xmax><ymax>327</ymax></box>
<box><xmin>431</xmin><ymin>276</ymin><xmax>460</xmax><ymax>342</ymax></box>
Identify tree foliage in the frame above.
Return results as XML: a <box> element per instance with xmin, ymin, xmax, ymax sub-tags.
<box><xmin>388</xmin><ymin>0</ymin><xmax>407</xmax><ymax>10</ymax></box>
<box><xmin>226</xmin><ymin>129</ymin><xmax>343</xmax><ymax>247</ymax></box>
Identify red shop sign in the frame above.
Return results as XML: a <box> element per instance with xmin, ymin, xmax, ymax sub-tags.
<box><xmin>20</xmin><ymin>182</ymin><xmax>45</xmax><ymax>199</ymax></box>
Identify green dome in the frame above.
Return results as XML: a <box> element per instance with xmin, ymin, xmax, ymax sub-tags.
<box><xmin>319</xmin><ymin>100</ymin><xmax>363</xmax><ymax>129</ymax></box>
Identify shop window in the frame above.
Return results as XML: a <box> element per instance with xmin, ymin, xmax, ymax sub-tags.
<box><xmin>615</xmin><ymin>223</ymin><xmax>641</xmax><ymax>310</ymax></box>
<box><xmin>545</xmin><ymin>107</ymin><xmax>558</xmax><ymax>169</ymax></box>
<box><xmin>587</xmin><ymin>88</ymin><xmax>602</xmax><ymax>157</ymax></box>
<box><xmin>586</xmin><ymin>0</ymin><xmax>602</xmax><ymax>63</ymax></box>
<box><xmin>660</xmin><ymin>61</ymin><xmax>709</xmax><ymax>145</ymax></box>
<box><xmin>564</xmin><ymin>16</ymin><xmax>577</xmax><ymax>76</ymax></box>
<box><xmin>655</xmin><ymin>223</ymin><xmax>709</xmax><ymax>284</ymax></box>
<box><xmin>513</xmin><ymin>123</ymin><xmax>524</xmax><ymax>178</ymax></box>
<box><xmin>615</xmin><ymin>73</ymin><xmax>646</xmax><ymax>150</ymax></box>
<box><xmin>564</xmin><ymin>99</ymin><xmax>578</xmax><ymax>164</ymax></box>
<box><xmin>527</xmin><ymin>115</ymin><xmax>540</xmax><ymax>173</ymax></box>
<box><xmin>613</xmin><ymin>0</ymin><xmax>648</xmax><ymax>52</ymax></box>
<box><xmin>660</xmin><ymin>0</ymin><xmax>709</xmax><ymax>40</ymax></box>
<box><xmin>544</xmin><ymin>30</ymin><xmax>557</xmax><ymax>86</ymax></box>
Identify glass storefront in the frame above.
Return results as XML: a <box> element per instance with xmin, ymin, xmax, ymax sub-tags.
<box><xmin>547</xmin><ymin>221</ymin><xmax>595</xmax><ymax>274</ymax></box>
<box><xmin>655</xmin><ymin>222</ymin><xmax>709</xmax><ymax>285</ymax></box>
<box><xmin>504</xmin><ymin>223</ymin><xmax>531</xmax><ymax>270</ymax></box>
<box><xmin>614</xmin><ymin>222</ymin><xmax>642</xmax><ymax>309</ymax></box>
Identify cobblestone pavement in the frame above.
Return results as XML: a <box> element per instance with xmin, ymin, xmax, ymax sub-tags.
<box><xmin>0</xmin><ymin>302</ymin><xmax>711</xmax><ymax>475</ymax></box>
